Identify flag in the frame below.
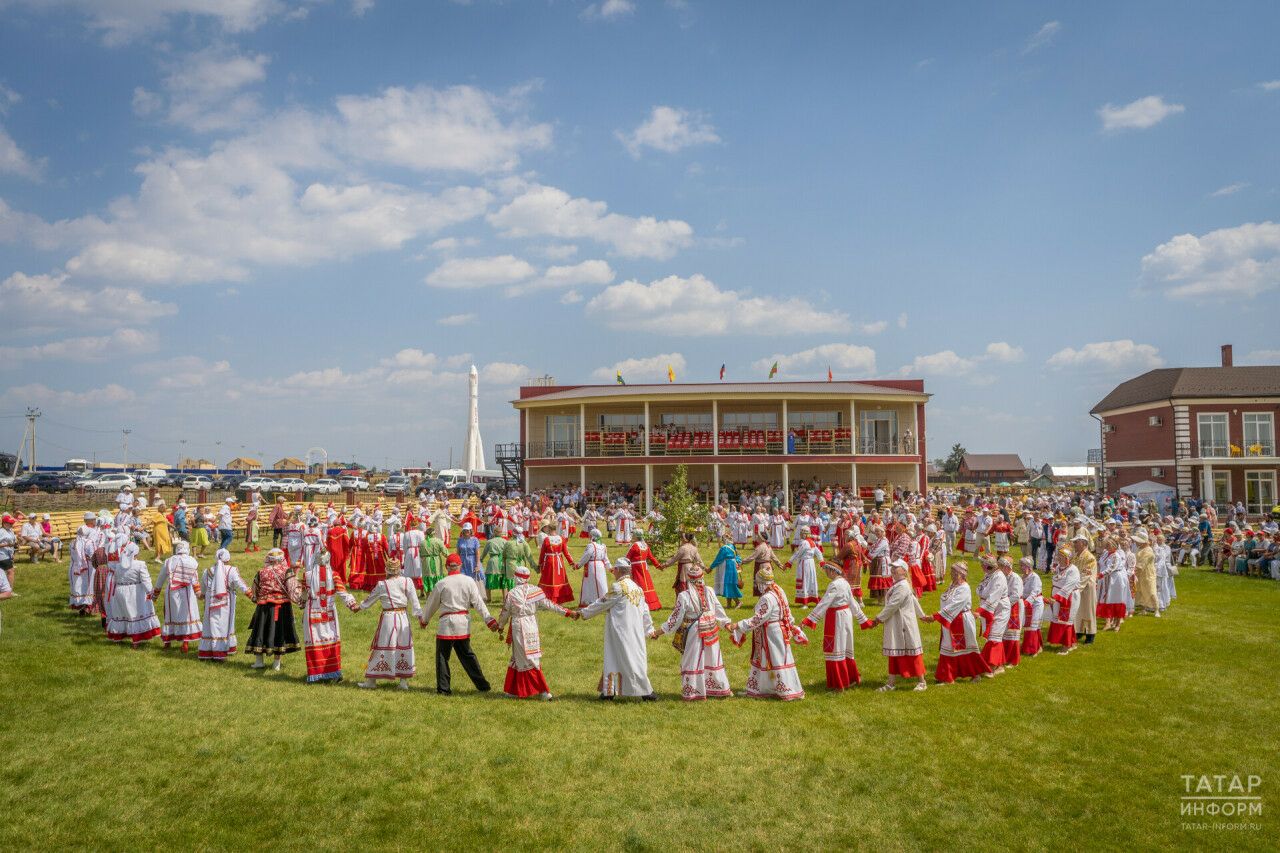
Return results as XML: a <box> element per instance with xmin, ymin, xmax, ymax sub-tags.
<box><xmin>667</xmin><ymin>365</ymin><xmax>676</xmax><ymax>383</ymax></box>
<box><xmin>827</xmin><ymin>366</ymin><xmax>833</xmax><ymax>382</ymax></box>
<box><xmin>768</xmin><ymin>361</ymin><xmax>778</xmax><ymax>379</ymax></box>
<box><xmin>615</xmin><ymin>371</ymin><xmax>625</xmax><ymax>386</ymax></box>
<box><xmin>719</xmin><ymin>363</ymin><xmax>725</xmax><ymax>381</ymax></box>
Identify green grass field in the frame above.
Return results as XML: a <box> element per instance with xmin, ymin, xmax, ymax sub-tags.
<box><xmin>1</xmin><ymin>537</ymin><xmax>1276</xmax><ymax>851</ymax></box>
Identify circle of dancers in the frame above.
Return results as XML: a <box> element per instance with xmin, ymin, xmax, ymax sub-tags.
<box><xmin>57</xmin><ymin>495</ymin><xmax>1174</xmax><ymax>702</ymax></box>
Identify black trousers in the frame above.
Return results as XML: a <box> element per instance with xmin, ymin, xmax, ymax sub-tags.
<box><xmin>435</xmin><ymin>637</ymin><xmax>490</xmax><ymax>694</ymax></box>
<box><xmin>272</xmin><ymin>527</ymin><xmax>283</xmax><ymax>547</ymax></box>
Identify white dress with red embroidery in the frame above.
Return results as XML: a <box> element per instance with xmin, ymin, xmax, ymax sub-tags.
<box><xmin>1045</xmin><ymin>565</ymin><xmax>1080</xmax><ymax>648</ymax></box>
<box><xmin>800</xmin><ymin>576</ymin><xmax>868</xmax><ymax>689</ymax></box>
<box><xmin>732</xmin><ymin>585</ymin><xmax>806</xmax><ymax>700</ymax></box>
<box><xmin>199</xmin><ymin>559</ymin><xmax>248</xmax><ymax>659</ymax></box>
<box><xmin>930</xmin><ymin>581</ymin><xmax>989</xmax><ymax>682</ymax></box>
<box><xmin>106</xmin><ymin>547</ymin><xmax>162</xmax><ymax>644</ymax></box>
<box><xmin>975</xmin><ymin>571</ymin><xmax>1010</xmax><ymax>668</ymax></box>
<box><xmin>357</xmin><ymin>575</ymin><xmax>424</xmax><ymax>680</ymax></box>
<box><xmin>399</xmin><ymin>528</ymin><xmax>425</xmax><ymax>587</ymax></box>
<box><xmin>1020</xmin><ymin>571</ymin><xmax>1044</xmax><ymax>655</ymax></box>
<box><xmin>877</xmin><ymin>577</ymin><xmax>926</xmax><ymax>677</ymax></box>
<box><xmin>155</xmin><ymin>553</ymin><xmax>203</xmax><ymax>642</ymax></box>
<box><xmin>788</xmin><ymin>538</ymin><xmax>821</xmax><ymax>605</ymax></box>
<box><xmin>576</xmin><ymin>541</ymin><xmax>611</xmax><ymax>608</ymax></box>
<box><xmin>303</xmin><ymin>559</ymin><xmax>355</xmax><ymax>682</ymax></box>
<box><xmin>68</xmin><ymin>524</ymin><xmax>97</xmax><ymax>610</ymax></box>
<box><xmin>659</xmin><ymin>582</ymin><xmax>732</xmax><ymax>700</ymax></box>
<box><xmin>496</xmin><ymin>581</ymin><xmax>573</xmax><ymax>697</ymax></box>
<box><xmin>1001</xmin><ymin>571</ymin><xmax>1023</xmax><ymax>665</ymax></box>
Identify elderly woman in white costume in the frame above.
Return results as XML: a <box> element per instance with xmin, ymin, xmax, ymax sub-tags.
<box><xmin>870</xmin><ymin>559</ymin><xmax>927</xmax><ymax>691</ymax></box>
<box><xmin>301</xmin><ymin>551</ymin><xmax>355</xmax><ymax>683</ymax></box>
<box><xmin>578</xmin><ymin>557</ymin><xmax>657</xmax><ymax>701</ymax></box>
<box><xmin>199</xmin><ymin>549</ymin><xmax>248</xmax><ymax>661</ymax></box>
<box><xmin>497</xmin><ymin>564</ymin><xmax>578</xmax><ymax>701</ymax></box>
<box><xmin>1096</xmin><ymin>537</ymin><xmax>1128</xmax><ymax>632</ymax></box>
<box><xmin>352</xmin><ymin>558</ymin><xmax>423</xmax><ymax>690</ymax></box>
<box><xmin>799</xmin><ymin>560</ymin><xmax>870</xmax><ymax>690</ymax></box>
<box><xmin>1045</xmin><ymin>545</ymin><xmax>1080</xmax><ymax>654</ymax></box>
<box><xmin>68</xmin><ymin>512</ymin><xmax>97</xmax><ymax>614</ymax></box>
<box><xmin>651</xmin><ymin>564</ymin><xmax>732</xmax><ymax>700</ymax></box>
<box><xmin>1019</xmin><ymin>556</ymin><xmax>1044</xmax><ymax>657</ymax></box>
<box><xmin>786</xmin><ymin>535</ymin><xmax>821</xmax><ymax>607</ymax></box>
<box><xmin>999</xmin><ymin>556</ymin><xmax>1023</xmax><ymax>668</ymax></box>
<box><xmin>1155</xmin><ymin>528</ymin><xmax>1176</xmax><ymax>611</ymax></box>
<box><xmin>576</xmin><ymin>529</ymin><xmax>611</xmax><ymax>608</ymax></box>
<box><xmin>928</xmin><ymin>562</ymin><xmax>990</xmax><ymax>683</ymax></box>
<box><xmin>731</xmin><ymin>565</ymin><xmax>807</xmax><ymax>701</ymax></box>
<box><xmin>106</xmin><ymin>541</ymin><xmax>162</xmax><ymax>646</ymax></box>
<box><xmin>154</xmin><ymin>540</ymin><xmax>202</xmax><ymax>651</ymax></box>
<box><xmin>975</xmin><ymin>556</ymin><xmax>1010</xmax><ymax>674</ymax></box>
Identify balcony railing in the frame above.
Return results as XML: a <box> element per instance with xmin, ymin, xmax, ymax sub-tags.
<box><xmin>517</xmin><ymin>430</ymin><xmax>920</xmax><ymax>460</ymax></box>
<box><xmin>1176</xmin><ymin>440</ymin><xmax>1276</xmax><ymax>459</ymax></box>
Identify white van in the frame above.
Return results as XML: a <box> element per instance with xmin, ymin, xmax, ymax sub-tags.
<box><xmin>437</xmin><ymin>469</ymin><xmax>468</xmax><ymax>488</ymax></box>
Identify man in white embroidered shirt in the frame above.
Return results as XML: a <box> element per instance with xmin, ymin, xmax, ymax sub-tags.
<box><xmin>421</xmin><ymin>552</ymin><xmax>499</xmax><ymax>695</ymax></box>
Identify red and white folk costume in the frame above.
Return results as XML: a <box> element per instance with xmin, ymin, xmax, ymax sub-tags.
<box><xmin>800</xmin><ymin>569</ymin><xmax>870</xmax><ymax>690</ymax></box>
<box><xmin>576</xmin><ymin>533</ymin><xmax>611</xmax><ymax>608</ymax></box>
<box><xmin>198</xmin><ymin>550</ymin><xmax>248</xmax><ymax>661</ymax></box>
<box><xmin>496</xmin><ymin>565</ymin><xmax>575</xmax><ymax>699</ymax></box>
<box><xmin>1045</xmin><ymin>558</ymin><xmax>1081</xmax><ymax>653</ymax></box>
<box><xmin>1019</xmin><ymin>559</ymin><xmax>1044</xmax><ymax>657</ymax></box>
<box><xmin>872</xmin><ymin>569</ymin><xmax>928</xmax><ymax>684</ymax></box>
<box><xmin>731</xmin><ymin>567</ymin><xmax>806</xmax><ymax>701</ymax></box>
<box><xmin>106</xmin><ymin>542</ymin><xmax>162</xmax><ymax>646</ymax></box>
<box><xmin>154</xmin><ymin>541</ymin><xmax>202</xmax><ymax>648</ymax></box>
<box><xmin>355</xmin><ymin>568</ymin><xmax>424</xmax><ymax>685</ymax></box>
<box><xmin>914</xmin><ymin>527</ymin><xmax>938</xmax><ymax>593</ymax></box>
<box><xmin>536</xmin><ymin>529</ymin><xmax>575</xmax><ymax>605</ymax></box>
<box><xmin>787</xmin><ymin>538</ymin><xmax>821</xmax><ymax>606</ymax></box>
<box><xmin>930</xmin><ymin>571</ymin><xmax>991</xmax><ymax>683</ymax></box>
<box><xmin>975</xmin><ymin>561</ymin><xmax>1010</xmax><ymax>671</ymax></box>
<box><xmin>68</xmin><ymin>513</ymin><xmax>97</xmax><ymax>612</ymax></box>
<box><xmin>302</xmin><ymin>552</ymin><xmax>355</xmax><ymax>683</ymax></box>
<box><xmin>999</xmin><ymin>562</ymin><xmax>1023</xmax><ymax>666</ymax></box>
<box><xmin>626</xmin><ymin>536</ymin><xmax>664</xmax><ymax>611</ymax></box>
<box><xmin>654</xmin><ymin>567</ymin><xmax>732</xmax><ymax>700</ymax></box>
<box><xmin>867</xmin><ymin>527</ymin><xmax>891</xmax><ymax>595</ymax></box>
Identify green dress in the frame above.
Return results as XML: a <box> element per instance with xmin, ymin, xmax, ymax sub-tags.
<box><xmin>421</xmin><ymin>536</ymin><xmax>447</xmax><ymax>592</ymax></box>
<box><xmin>502</xmin><ymin>537</ymin><xmax>531</xmax><ymax>590</ymax></box>
<box><xmin>481</xmin><ymin>539</ymin><xmax>506</xmax><ymax>590</ymax></box>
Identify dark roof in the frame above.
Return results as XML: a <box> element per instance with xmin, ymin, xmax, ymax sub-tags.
<box><xmin>1091</xmin><ymin>366</ymin><xmax>1280</xmax><ymax>414</ymax></box>
<box><xmin>962</xmin><ymin>453</ymin><xmax>1026</xmax><ymax>471</ymax></box>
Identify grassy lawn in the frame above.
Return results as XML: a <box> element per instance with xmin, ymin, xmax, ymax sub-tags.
<box><xmin>1</xmin><ymin>536</ymin><xmax>1276</xmax><ymax>851</ymax></box>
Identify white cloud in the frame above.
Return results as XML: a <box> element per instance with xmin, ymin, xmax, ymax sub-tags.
<box><xmin>0</xmin><ymin>125</ymin><xmax>44</xmax><ymax>180</ymax></box>
<box><xmin>1258</xmin><ymin>81</ymin><xmax>1280</xmax><ymax>92</ymax></box>
<box><xmin>617</xmin><ymin>105</ymin><xmax>720</xmax><ymax>157</ymax></box>
<box><xmin>856</xmin><ymin>319</ymin><xmax>888</xmax><ymax>335</ymax></box>
<box><xmin>1141</xmin><ymin>221</ymin><xmax>1280</xmax><ymax>298</ymax></box>
<box><xmin>586</xmin><ymin>274</ymin><xmax>850</xmax><ymax>335</ymax></box>
<box><xmin>899</xmin><ymin>341</ymin><xmax>1023</xmax><ymax>378</ymax></box>
<box><xmin>141</xmin><ymin>47</ymin><xmax>271</xmax><ymax>132</ymax></box>
<box><xmin>480</xmin><ymin>362</ymin><xmax>530</xmax><ymax>385</ymax></box>
<box><xmin>1047</xmin><ymin>340</ymin><xmax>1164</xmax><ymax>371</ymax></box>
<box><xmin>1210</xmin><ymin>182</ymin><xmax>1249</xmax><ymax>198</ymax></box>
<box><xmin>1098</xmin><ymin>95</ymin><xmax>1185</xmax><ymax>131</ymax></box>
<box><xmin>507</xmin><ymin>259</ymin><xmax>615</xmax><ymax>295</ymax></box>
<box><xmin>1243</xmin><ymin>349</ymin><xmax>1280</xmax><ymax>364</ymax></box>
<box><xmin>0</xmin><ymin>84</ymin><xmax>19</xmax><ymax>114</ymax></box>
<box><xmin>0</xmin><ymin>271</ymin><xmax>176</xmax><ymax>328</ymax></box>
<box><xmin>488</xmin><ymin>183</ymin><xmax>693</xmax><ymax>260</ymax></box>
<box><xmin>352</xmin><ymin>0</ymin><xmax>375</xmax><ymax>14</ymax></box>
<box><xmin>134</xmin><ymin>355</ymin><xmax>232</xmax><ymax>391</ymax></box>
<box><xmin>582</xmin><ymin>0</ymin><xmax>635</xmax><ymax>21</ymax></box>
<box><xmin>752</xmin><ymin>344</ymin><xmax>877</xmax><ymax>379</ymax></box>
<box><xmin>540</xmin><ymin>243</ymin><xmax>578</xmax><ymax>260</ymax></box>
<box><xmin>1022</xmin><ymin>20</ymin><xmax>1061</xmax><ymax>54</ymax></box>
<box><xmin>334</xmin><ymin>84</ymin><xmax>551</xmax><ymax>173</ymax></box>
<box><xmin>437</xmin><ymin>312</ymin><xmax>477</xmax><ymax>326</ymax></box>
<box><xmin>560</xmin><ymin>289</ymin><xmax>583</xmax><ymax>304</ymax></box>
<box><xmin>0</xmin><ymin>328</ymin><xmax>155</xmax><ymax>364</ymax></box>
<box><xmin>425</xmin><ymin>254</ymin><xmax>536</xmax><ymax>288</ymax></box>
<box><xmin>897</xmin><ymin>312</ymin><xmax>908</xmax><ymax>329</ymax></box>
<box><xmin>12</xmin><ymin>0</ymin><xmax>292</xmax><ymax>46</ymax></box>
<box><xmin>983</xmin><ymin>341</ymin><xmax>1025</xmax><ymax>363</ymax></box>
<box><xmin>592</xmin><ymin>352</ymin><xmax>686</xmax><ymax>382</ymax></box>
<box><xmin>2</xmin><ymin>382</ymin><xmax>136</xmax><ymax>408</ymax></box>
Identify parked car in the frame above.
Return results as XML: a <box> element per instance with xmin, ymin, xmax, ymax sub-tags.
<box><xmin>307</xmin><ymin>478</ymin><xmax>341</xmax><ymax>495</ymax></box>
<box><xmin>239</xmin><ymin>476</ymin><xmax>274</xmax><ymax>492</ymax></box>
<box><xmin>337</xmin><ymin>475</ymin><xmax>370</xmax><ymax>491</ymax></box>
<box><xmin>449</xmin><ymin>482</ymin><xmax>489</xmax><ymax>497</ymax></box>
<box><xmin>181</xmin><ymin>475</ymin><xmax>214</xmax><ymax>490</ymax></box>
<box><xmin>159</xmin><ymin>473</ymin><xmax>186</xmax><ymax>487</ymax></box>
<box><xmin>132</xmin><ymin>468</ymin><xmax>168</xmax><ymax>486</ymax></box>
<box><xmin>10</xmin><ymin>472</ymin><xmax>78</xmax><ymax>493</ymax></box>
<box><xmin>375</xmin><ymin>475</ymin><xmax>412</xmax><ymax>496</ymax></box>
<box><xmin>84</xmin><ymin>473</ymin><xmax>137</xmax><ymax>491</ymax></box>
<box><xmin>274</xmin><ymin>477</ymin><xmax>308</xmax><ymax>493</ymax></box>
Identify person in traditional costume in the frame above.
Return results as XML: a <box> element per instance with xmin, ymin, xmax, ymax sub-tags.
<box><xmin>575</xmin><ymin>528</ymin><xmax>610</xmax><ymax>608</ymax></box>
<box><xmin>1096</xmin><ymin>537</ymin><xmax>1128</xmax><ymax>632</ymax></box>
<box><xmin>975</xmin><ymin>556</ymin><xmax>1009</xmax><ymax>674</ymax></box>
<box><xmin>625</xmin><ymin>531</ymin><xmax>664</xmax><ymax>610</ymax></box>
<box><xmin>351</xmin><ymin>558</ymin><xmax>421</xmax><ymax>689</ymax></box>
<box><xmin>889</xmin><ymin>525</ymin><xmax>921</xmax><ymax>597</ymax></box>
<box><xmin>731</xmin><ymin>506</ymin><xmax>751</xmax><ymax>549</ymax></box>
<box><xmin>1019</xmin><ymin>556</ymin><xmax>1043</xmax><ymax>657</ymax></box>
<box><xmin>867</xmin><ymin>560</ymin><xmax>928</xmax><ymax>691</ymax></box>
<box><xmin>190</xmin><ymin>505</ymin><xmax>211</xmax><ymax>557</ymax></box>
<box><xmin>363</xmin><ymin>520</ymin><xmax>390</xmax><ymax>592</ymax></box>
<box><xmin>501</xmin><ymin>530</ymin><xmax>531</xmax><ymax>594</ymax></box>
<box><xmin>916</xmin><ymin>523</ymin><xmax>938</xmax><ymax>592</ymax></box>
<box><xmin>799</xmin><ymin>560</ymin><xmax>871</xmax><ymax>690</ymax></box>
<box><xmin>929</xmin><ymin>562</ymin><xmax>990</xmax><ymax>683</ymax></box>
<box><xmin>302</xmin><ymin>516</ymin><xmax>324</xmax><ymax>572</ymax></box>
<box><xmin>283</xmin><ymin>510</ymin><xmax>305</xmax><ymax>568</ymax></box>
<box><xmin>709</xmin><ymin>534</ymin><xmax>743</xmax><ymax>608</ymax></box>
<box><xmin>731</xmin><ymin>565</ymin><xmax>807</xmax><ymax>700</ymax></box>
<box><xmin>1155</xmin><ymin>528</ymin><xmax>1176</xmax><ymax>610</ymax></box>
<box><xmin>991</xmin><ymin>515</ymin><xmax>1012</xmax><ymax>556</ymax></box>
<box><xmin>154</xmin><ymin>540</ymin><xmax>202</xmax><ymax>651</ymax></box>
<box><xmin>245</xmin><ymin>549</ymin><xmax>301</xmax><ymax>670</ymax></box>
<box><xmin>298</xmin><ymin>551</ymin><xmax>355</xmax><ymax>683</ymax></box>
<box><xmin>385</xmin><ymin>508</ymin><xmax>404</xmax><ymax>562</ymax></box>
<box><xmin>998</xmin><ymin>556</ymin><xmax>1022</xmax><ymax>668</ymax></box>
<box><xmin>496</xmin><ymin>564</ymin><xmax>578</xmax><ymax>701</ymax></box>
<box><xmin>421</xmin><ymin>526</ymin><xmax>448</xmax><ymax>593</ymax></box>
<box><xmin>429</xmin><ymin>503</ymin><xmax>455</xmax><ymax>548</ymax></box>
<box><xmin>866</xmin><ymin>524</ymin><xmax>891</xmax><ymax>603</ymax></box>
<box><xmin>243</xmin><ymin>499</ymin><xmax>260</xmax><ymax>553</ymax></box>
<box><xmin>1071</xmin><ymin>532</ymin><xmax>1098</xmax><ymax>644</ymax></box>
<box><xmin>326</xmin><ymin>516</ymin><xmax>350</xmax><ymax>582</ymax></box>
<box><xmin>1046</xmin><ymin>545</ymin><xmax>1081</xmax><ymax>654</ymax></box>
<box><xmin>91</xmin><ymin>515</ymin><xmax>116</xmax><ymax>628</ymax></box>
<box><xmin>199</xmin><ymin>549</ymin><xmax>248</xmax><ymax>661</ymax></box>
<box><xmin>536</xmin><ymin>523</ymin><xmax>575</xmax><ymax>605</ymax></box>
<box><xmin>578</xmin><ymin>557</ymin><xmax>657</xmax><ymax>701</ymax></box>
<box><xmin>400</xmin><ymin>522</ymin><xmax>426</xmax><ymax>591</ymax></box>
<box><xmin>456</xmin><ymin>522</ymin><xmax>483</xmax><ymax>598</ymax></box>
<box><xmin>611</xmin><ymin>504</ymin><xmax>635</xmax><ymax>544</ymax></box>
<box><xmin>150</xmin><ymin>501</ymin><xmax>174</xmax><ymax>563</ymax></box>
<box><xmin>651</xmin><ymin>564</ymin><xmax>732</xmax><ymax>700</ymax></box>
<box><xmin>1132</xmin><ymin>528</ymin><xmax>1160</xmax><ymax>617</ymax></box>
<box><xmin>786</xmin><ymin>535</ymin><xmax>821</xmax><ymax>606</ymax></box>
<box><xmin>69</xmin><ymin>512</ymin><xmax>97</xmax><ymax>614</ymax></box>
<box><xmin>106</xmin><ymin>542</ymin><xmax>162</xmax><ymax>647</ymax></box>
<box><xmin>768</xmin><ymin>510</ymin><xmax>788</xmax><ymax>550</ymax></box>
<box><xmin>743</xmin><ymin>538</ymin><xmax>783</xmax><ymax>598</ymax></box>
<box><xmin>421</xmin><ymin>553</ymin><xmax>499</xmax><ymax>694</ymax></box>
<box><xmin>661</xmin><ymin>532</ymin><xmax>705</xmax><ymax>596</ymax></box>
<box><xmin>832</xmin><ymin>529</ymin><xmax>866</xmax><ymax>600</ymax></box>
<box><xmin>478</xmin><ymin>529</ymin><xmax>506</xmax><ymax>604</ymax></box>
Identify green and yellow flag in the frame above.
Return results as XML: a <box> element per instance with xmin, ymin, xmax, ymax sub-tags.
<box><xmin>616</xmin><ymin>371</ymin><xmax>626</xmax><ymax>385</ymax></box>
<box><xmin>768</xmin><ymin>361</ymin><xmax>779</xmax><ymax>379</ymax></box>
<box><xmin>667</xmin><ymin>364</ymin><xmax>676</xmax><ymax>383</ymax></box>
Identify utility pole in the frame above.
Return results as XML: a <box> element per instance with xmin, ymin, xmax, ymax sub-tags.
<box><xmin>122</xmin><ymin>429</ymin><xmax>132</xmax><ymax>471</ymax></box>
<box><xmin>28</xmin><ymin>408</ymin><xmax>39</xmax><ymax>471</ymax></box>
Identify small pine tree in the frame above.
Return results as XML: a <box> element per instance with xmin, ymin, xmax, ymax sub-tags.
<box><xmin>650</xmin><ymin>464</ymin><xmax>704</xmax><ymax>562</ymax></box>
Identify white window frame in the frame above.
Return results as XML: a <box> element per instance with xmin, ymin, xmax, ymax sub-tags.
<box><xmin>1197</xmin><ymin>412</ymin><xmax>1229</xmax><ymax>458</ymax></box>
<box><xmin>1212</xmin><ymin>470</ymin><xmax>1231</xmax><ymax>503</ymax></box>
<box><xmin>1244</xmin><ymin>470</ymin><xmax>1277</xmax><ymax>517</ymax></box>
<box><xmin>1242</xmin><ymin>412</ymin><xmax>1275</xmax><ymax>456</ymax></box>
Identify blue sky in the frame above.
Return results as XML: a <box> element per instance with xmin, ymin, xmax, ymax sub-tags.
<box><xmin>1</xmin><ymin>0</ymin><xmax>1277</xmax><ymax>471</ymax></box>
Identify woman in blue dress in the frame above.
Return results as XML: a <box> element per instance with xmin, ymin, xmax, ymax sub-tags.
<box><xmin>455</xmin><ymin>522</ymin><xmax>483</xmax><ymax>596</ymax></box>
<box><xmin>709</xmin><ymin>534</ymin><xmax>743</xmax><ymax>609</ymax></box>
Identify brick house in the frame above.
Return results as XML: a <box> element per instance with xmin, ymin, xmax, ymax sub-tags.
<box><xmin>1090</xmin><ymin>345</ymin><xmax>1279</xmax><ymax>516</ymax></box>
<box><xmin>957</xmin><ymin>453</ymin><xmax>1026</xmax><ymax>483</ymax></box>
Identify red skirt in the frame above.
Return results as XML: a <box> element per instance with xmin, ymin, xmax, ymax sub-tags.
<box><xmin>538</xmin><ymin>562</ymin><xmax>574</xmax><ymax>604</ymax></box>
<box><xmin>1021</xmin><ymin>630</ymin><xmax>1043</xmax><ymax>656</ymax></box>
<box><xmin>1001</xmin><ymin>638</ymin><xmax>1021</xmax><ymax>666</ymax></box>
<box><xmin>630</xmin><ymin>565</ymin><xmax>662</xmax><ymax>610</ymax></box>
<box><xmin>504</xmin><ymin>666</ymin><xmax>549</xmax><ymax>697</ymax></box>
<box><xmin>980</xmin><ymin>639</ymin><xmax>1006</xmax><ymax>668</ymax></box>
<box><xmin>305</xmin><ymin>641</ymin><xmax>342</xmax><ymax>682</ymax></box>
<box><xmin>1046</xmin><ymin>622</ymin><xmax>1076</xmax><ymax>648</ymax></box>
<box><xmin>825</xmin><ymin>658</ymin><xmax>861</xmax><ymax>689</ymax></box>
<box><xmin>934</xmin><ymin>652</ymin><xmax>991</xmax><ymax>683</ymax></box>
<box><xmin>908</xmin><ymin>563</ymin><xmax>927</xmax><ymax>596</ymax></box>
<box><xmin>1096</xmin><ymin>602</ymin><xmax>1126</xmax><ymax>618</ymax></box>
<box><xmin>886</xmin><ymin>654</ymin><xmax>925</xmax><ymax>677</ymax></box>
<box><xmin>868</xmin><ymin>575</ymin><xmax>893</xmax><ymax>591</ymax></box>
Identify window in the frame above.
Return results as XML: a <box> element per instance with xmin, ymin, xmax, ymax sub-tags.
<box><xmin>1243</xmin><ymin>413</ymin><xmax>1275</xmax><ymax>456</ymax></box>
<box><xmin>1211</xmin><ymin>471</ymin><xmax>1231</xmax><ymax>504</ymax></box>
<box><xmin>599</xmin><ymin>414</ymin><xmax>643</xmax><ymax>429</ymax></box>
<box><xmin>659</xmin><ymin>413</ymin><xmax>712</xmax><ymax>429</ymax></box>
<box><xmin>543</xmin><ymin>414</ymin><xmax>579</xmax><ymax>457</ymax></box>
<box><xmin>722</xmin><ymin>412</ymin><xmax>778</xmax><ymax>429</ymax></box>
<box><xmin>1197</xmin><ymin>413</ymin><xmax>1229</xmax><ymax>458</ymax></box>
<box><xmin>787</xmin><ymin>410</ymin><xmax>841</xmax><ymax>428</ymax></box>
<box><xmin>1245</xmin><ymin>471</ymin><xmax>1276</xmax><ymax>516</ymax></box>
<box><xmin>858</xmin><ymin>410</ymin><xmax>898</xmax><ymax>454</ymax></box>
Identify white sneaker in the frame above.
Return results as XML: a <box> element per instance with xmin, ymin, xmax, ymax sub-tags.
<box><xmin>271</xmin><ymin>660</ymin><xmax>282</xmax><ymax>671</ymax></box>
<box><xmin>357</xmin><ymin>680</ymin><xmax>376</xmax><ymax>689</ymax></box>
<box><xmin>1154</xmin><ymin>611</ymin><xmax>1161</xmax><ymax>618</ymax></box>
<box><xmin>540</xmin><ymin>692</ymin><xmax>554</xmax><ymax>701</ymax></box>
<box><xmin>397</xmin><ymin>681</ymin><xmax>410</xmax><ymax>691</ymax></box>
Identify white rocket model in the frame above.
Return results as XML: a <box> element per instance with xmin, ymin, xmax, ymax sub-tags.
<box><xmin>462</xmin><ymin>364</ymin><xmax>486</xmax><ymax>474</ymax></box>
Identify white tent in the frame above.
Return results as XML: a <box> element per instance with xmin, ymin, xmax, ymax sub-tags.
<box><xmin>1120</xmin><ymin>480</ymin><xmax>1177</xmax><ymax>513</ymax></box>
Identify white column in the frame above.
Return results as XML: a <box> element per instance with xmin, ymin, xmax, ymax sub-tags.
<box><xmin>712</xmin><ymin>399</ymin><xmax>719</xmax><ymax>455</ymax></box>
<box><xmin>643</xmin><ymin>401</ymin><xmax>650</xmax><ymax>456</ymax></box>
<box><xmin>713</xmin><ymin>462</ymin><xmax>720</xmax><ymax>506</ymax></box>
<box><xmin>1202</xmin><ymin>464</ymin><xmax>1213</xmax><ymax>500</ymax></box>
<box><xmin>782</xmin><ymin>461</ymin><xmax>790</xmax><ymax>509</ymax></box>
<box><xmin>580</xmin><ymin>464</ymin><xmax>586</xmax><ymax>492</ymax></box>
<box><xmin>579</xmin><ymin>403</ymin><xmax>586</xmax><ymax>457</ymax></box>
<box><xmin>644</xmin><ymin>464</ymin><xmax>653</xmax><ymax>512</ymax></box>
<box><xmin>782</xmin><ymin>400</ymin><xmax>789</xmax><ymax>454</ymax></box>
<box><xmin>851</xmin><ymin>461</ymin><xmax>857</xmax><ymax>493</ymax></box>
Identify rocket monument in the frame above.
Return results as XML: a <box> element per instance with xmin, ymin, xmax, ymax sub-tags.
<box><xmin>463</xmin><ymin>364</ymin><xmax>485</xmax><ymax>473</ymax></box>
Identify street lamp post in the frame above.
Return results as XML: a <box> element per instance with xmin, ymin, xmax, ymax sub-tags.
<box><xmin>122</xmin><ymin>429</ymin><xmax>132</xmax><ymax>471</ymax></box>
